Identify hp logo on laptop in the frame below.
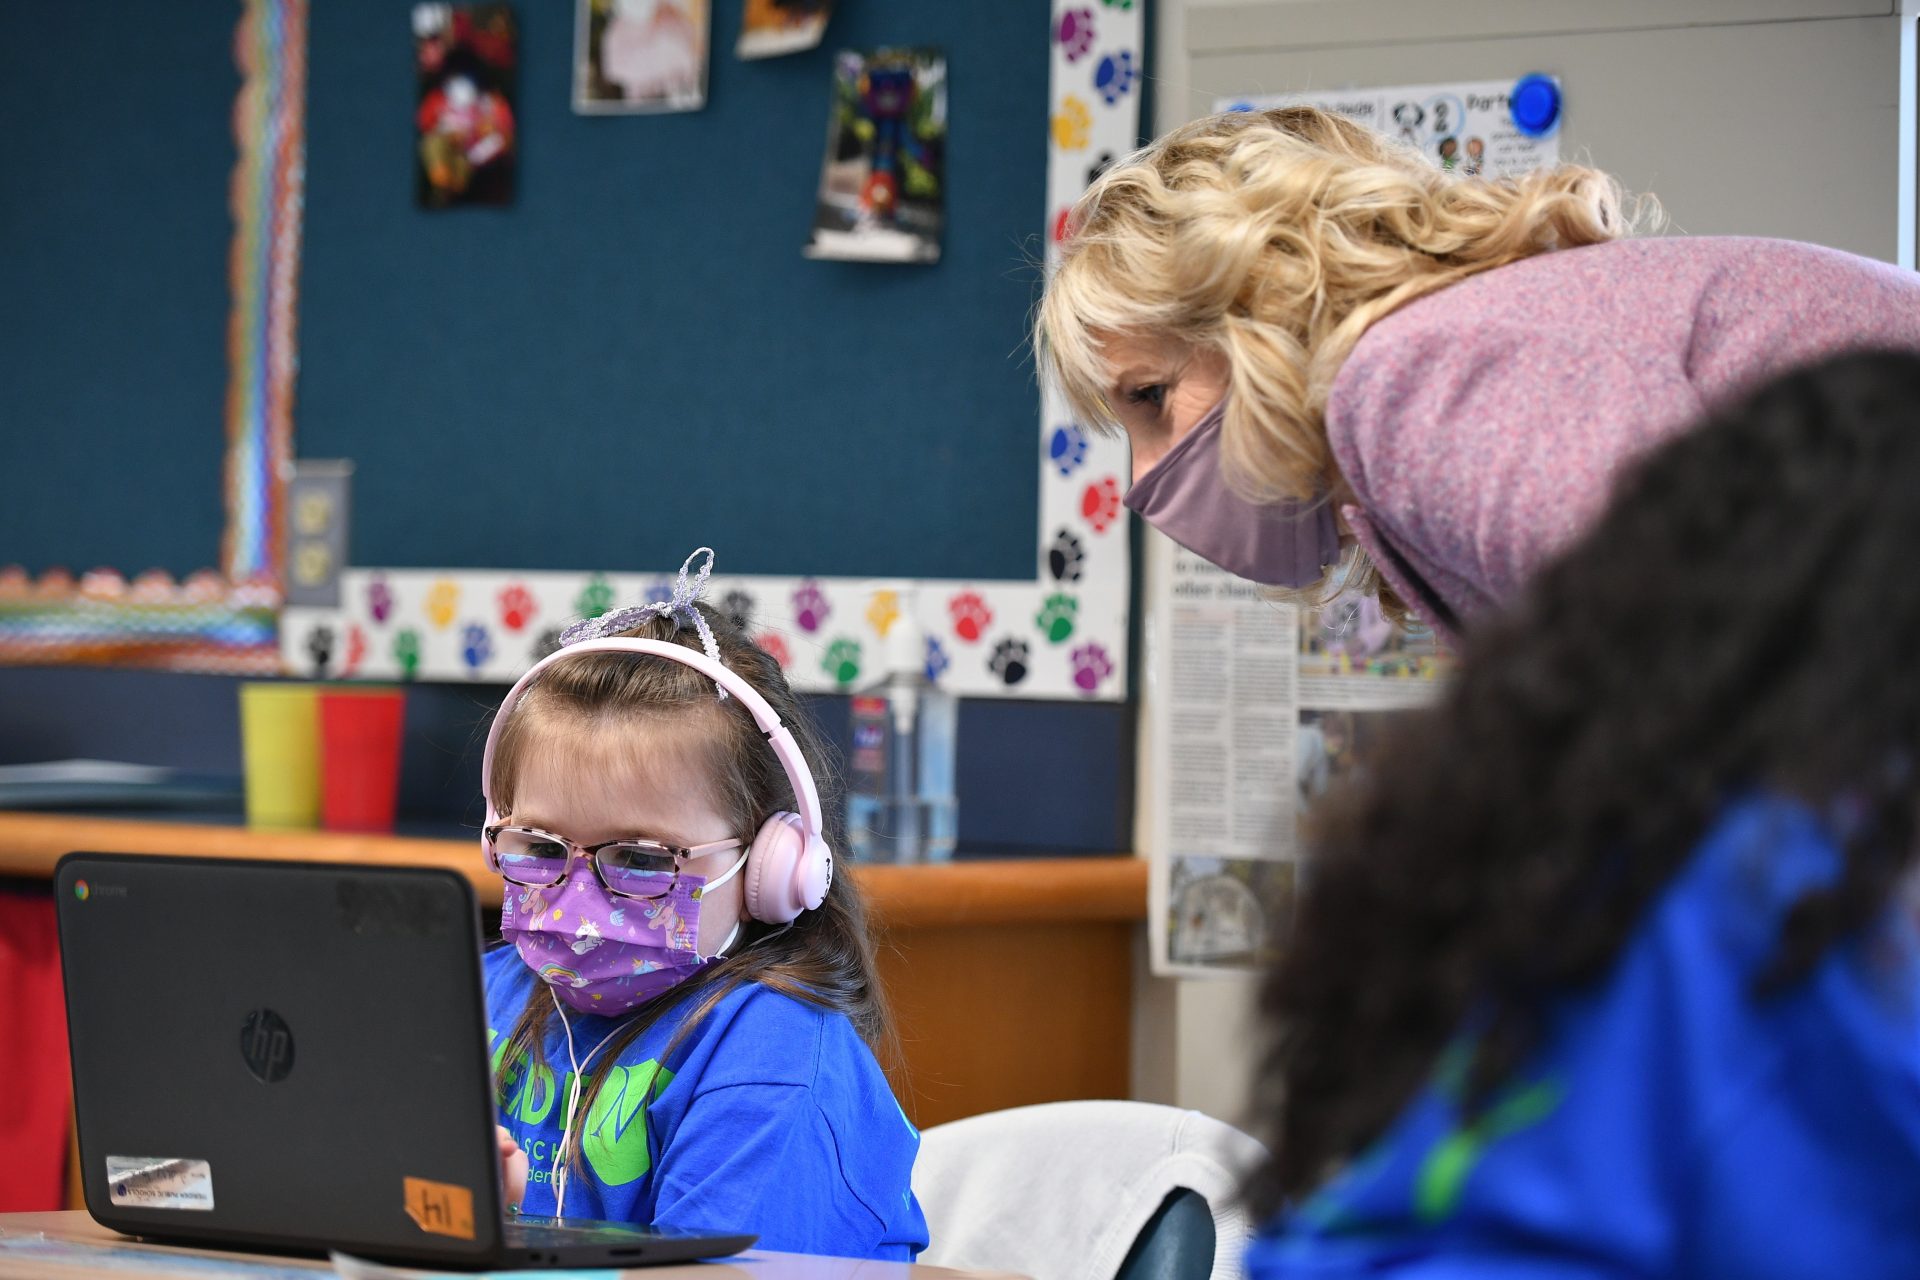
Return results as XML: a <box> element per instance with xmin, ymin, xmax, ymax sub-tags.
<box><xmin>240</xmin><ymin>1008</ymin><xmax>295</xmax><ymax>1084</ymax></box>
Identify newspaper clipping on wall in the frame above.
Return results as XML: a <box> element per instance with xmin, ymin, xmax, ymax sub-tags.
<box><xmin>1147</xmin><ymin>542</ymin><xmax>1449</xmax><ymax>978</ymax></box>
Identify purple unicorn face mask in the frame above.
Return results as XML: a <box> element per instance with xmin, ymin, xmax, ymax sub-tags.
<box><xmin>500</xmin><ymin>855</ymin><xmax>745</xmax><ymax>1016</ymax></box>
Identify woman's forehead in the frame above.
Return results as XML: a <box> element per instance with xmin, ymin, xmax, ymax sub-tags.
<box><xmin>1096</xmin><ymin>331</ymin><xmax>1185</xmax><ymax>378</ymax></box>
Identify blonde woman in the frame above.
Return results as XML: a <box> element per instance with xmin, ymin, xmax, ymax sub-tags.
<box><xmin>1038</xmin><ymin>107</ymin><xmax>1920</xmax><ymax>638</ymax></box>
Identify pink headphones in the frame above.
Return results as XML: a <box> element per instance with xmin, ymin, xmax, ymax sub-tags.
<box><xmin>479</xmin><ymin>637</ymin><xmax>833</xmax><ymax>924</ymax></box>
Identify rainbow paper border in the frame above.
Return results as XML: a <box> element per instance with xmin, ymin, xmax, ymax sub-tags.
<box><xmin>0</xmin><ymin>0</ymin><xmax>303</xmax><ymax>672</ymax></box>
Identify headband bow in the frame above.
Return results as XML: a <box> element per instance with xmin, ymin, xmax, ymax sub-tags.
<box><xmin>557</xmin><ymin>547</ymin><xmax>728</xmax><ymax>699</ymax></box>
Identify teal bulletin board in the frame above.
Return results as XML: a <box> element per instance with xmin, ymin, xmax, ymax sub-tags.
<box><xmin>283</xmin><ymin>0</ymin><xmax>1145</xmax><ymax>699</ymax></box>
<box><xmin>2</xmin><ymin>1</ymin><xmax>1149</xmax><ymax>694</ymax></box>
<box><xmin>0</xmin><ymin>3</ymin><xmax>236</xmax><ymax>584</ymax></box>
<box><xmin>301</xmin><ymin>0</ymin><xmax>1051</xmax><ymax>582</ymax></box>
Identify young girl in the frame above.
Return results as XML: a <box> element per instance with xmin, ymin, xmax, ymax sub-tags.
<box><xmin>1247</xmin><ymin>353</ymin><xmax>1920</xmax><ymax>1276</ymax></box>
<box><xmin>479</xmin><ymin>551</ymin><xmax>928</xmax><ymax>1260</ymax></box>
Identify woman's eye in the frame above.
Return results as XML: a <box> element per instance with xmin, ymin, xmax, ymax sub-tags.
<box><xmin>1126</xmin><ymin>384</ymin><xmax>1167</xmax><ymax>408</ymax></box>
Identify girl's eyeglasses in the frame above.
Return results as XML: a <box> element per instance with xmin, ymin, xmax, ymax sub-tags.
<box><xmin>482</xmin><ymin>825</ymin><xmax>745</xmax><ymax>900</ymax></box>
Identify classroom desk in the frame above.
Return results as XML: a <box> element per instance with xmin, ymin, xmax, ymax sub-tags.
<box><xmin>0</xmin><ymin>1212</ymin><xmax>1028</xmax><ymax>1279</ymax></box>
<box><xmin>0</xmin><ymin>813</ymin><xmax>1147</xmax><ymax>1211</ymax></box>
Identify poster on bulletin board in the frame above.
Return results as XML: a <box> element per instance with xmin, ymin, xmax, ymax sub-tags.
<box><xmin>573</xmin><ymin>0</ymin><xmax>711</xmax><ymax>113</ymax></box>
<box><xmin>805</xmin><ymin>48</ymin><xmax>948</xmax><ymax>264</ymax></box>
<box><xmin>413</xmin><ymin>4</ymin><xmax>520</xmax><ymax>209</ymax></box>
<box><xmin>737</xmin><ymin>0</ymin><xmax>832</xmax><ymax>60</ymax></box>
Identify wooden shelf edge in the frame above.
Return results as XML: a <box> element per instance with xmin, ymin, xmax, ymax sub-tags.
<box><xmin>0</xmin><ymin>812</ymin><xmax>1147</xmax><ymax>928</ymax></box>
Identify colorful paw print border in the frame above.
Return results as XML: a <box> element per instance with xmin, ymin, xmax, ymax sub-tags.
<box><xmin>278</xmin><ymin>1</ymin><xmax>1145</xmax><ymax>702</ymax></box>
<box><xmin>285</xmin><ymin>564</ymin><xmax>1121</xmax><ymax>700</ymax></box>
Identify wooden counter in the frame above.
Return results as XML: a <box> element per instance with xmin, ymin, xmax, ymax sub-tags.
<box><xmin>0</xmin><ymin>812</ymin><xmax>1147</xmax><ymax>1203</ymax></box>
<box><xmin>0</xmin><ymin>812</ymin><xmax>1145</xmax><ymax>927</ymax></box>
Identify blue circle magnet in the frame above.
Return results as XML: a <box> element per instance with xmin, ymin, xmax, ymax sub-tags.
<box><xmin>1509</xmin><ymin>74</ymin><xmax>1561</xmax><ymax>138</ymax></box>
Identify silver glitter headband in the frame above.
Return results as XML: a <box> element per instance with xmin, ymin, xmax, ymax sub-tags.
<box><xmin>557</xmin><ymin>547</ymin><xmax>728</xmax><ymax>699</ymax></box>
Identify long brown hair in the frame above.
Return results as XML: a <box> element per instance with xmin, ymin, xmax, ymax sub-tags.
<box><xmin>488</xmin><ymin>602</ymin><xmax>893</xmax><ymax>1174</ymax></box>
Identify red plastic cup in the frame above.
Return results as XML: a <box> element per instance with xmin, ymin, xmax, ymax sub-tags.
<box><xmin>318</xmin><ymin>687</ymin><xmax>407</xmax><ymax>833</ymax></box>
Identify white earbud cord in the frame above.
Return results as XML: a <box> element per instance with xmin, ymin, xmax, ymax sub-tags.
<box><xmin>692</xmin><ymin>851</ymin><xmax>749</xmax><ymax>962</ymax></box>
<box><xmin>697</xmin><ymin>849</ymin><xmax>748</xmax><ymax>897</ymax></box>
<box><xmin>547</xmin><ymin>988</ymin><xmax>628</xmax><ymax>1219</ymax></box>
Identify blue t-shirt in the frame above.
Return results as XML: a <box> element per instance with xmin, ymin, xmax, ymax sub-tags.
<box><xmin>483</xmin><ymin>946</ymin><xmax>929</xmax><ymax>1260</ymax></box>
<box><xmin>1250</xmin><ymin>797</ymin><xmax>1920</xmax><ymax>1279</ymax></box>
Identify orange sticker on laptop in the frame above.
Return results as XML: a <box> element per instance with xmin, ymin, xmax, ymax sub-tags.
<box><xmin>403</xmin><ymin>1176</ymin><xmax>476</xmax><ymax>1240</ymax></box>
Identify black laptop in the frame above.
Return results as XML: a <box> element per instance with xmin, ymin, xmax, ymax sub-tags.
<box><xmin>55</xmin><ymin>852</ymin><xmax>756</xmax><ymax>1270</ymax></box>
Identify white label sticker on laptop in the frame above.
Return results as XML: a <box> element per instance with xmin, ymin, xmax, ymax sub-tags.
<box><xmin>105</xmin><ymin>1156</ymin><xmax>215</xmax><ymax>1211</ymax></box>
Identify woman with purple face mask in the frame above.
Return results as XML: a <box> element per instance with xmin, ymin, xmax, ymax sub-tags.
<box><xmin>1035</xmin><ymin>106</ymin><xmax>1920</xmax><ymax>641</ymax></box>
<box><xmin>477</xmin><ymin>552</ymin><xmax>926</xmax><ymax>1259</ymax></box>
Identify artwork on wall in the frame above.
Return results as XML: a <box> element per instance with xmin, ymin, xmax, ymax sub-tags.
<box><xmin>574</xmin><ymin>0</ymin><xmax>710</xmax><ymax>114</ymax></box>
<box><xmin>737</xmin><ymin>0</ymin><xmax>832</xmax><ymax>60</ymax></box>
<box><xmin>413</xmin><ymin>3</ymin><xmax>519</xmax><ymax>209</ymax></box>
<box><xmin>804</xmin><ymin>48</ymin><xmax>946</xmax><ymax>265</ymax></box>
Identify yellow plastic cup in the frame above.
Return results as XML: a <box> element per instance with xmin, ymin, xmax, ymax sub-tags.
<box><xmin>239</xmin><ymin>682</ymin><xmax>322</xmax><ymax>828</ymax></box>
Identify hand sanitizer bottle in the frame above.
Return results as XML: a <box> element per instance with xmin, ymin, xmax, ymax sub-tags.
<box><xmin>916</xmin><ymin>670</ymin><xmax>958</xmax><ymax>862</ymax></box>
<box><xmin>845</xmin><ymin>588</ymin><xmax>958</xmax><ymax>863</ymax></box>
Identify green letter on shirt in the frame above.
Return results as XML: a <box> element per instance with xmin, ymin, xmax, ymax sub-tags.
<box><xmin>582</xmin><ymin>1060</ymin><xmax>676</xmax><ymax>1187</ymax></box>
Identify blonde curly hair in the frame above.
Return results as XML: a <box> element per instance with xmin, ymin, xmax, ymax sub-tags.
<box><xmin>1037</xmin><ymin>106</ymin><xmax>1651</xmax><ymax>597</ymax></box>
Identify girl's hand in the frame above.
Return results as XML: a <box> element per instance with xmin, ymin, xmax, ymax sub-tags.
<box><xmin>496</xmin><ymin>1125</ymin><xmax>528</xmax><ymax>1212</ymax></box>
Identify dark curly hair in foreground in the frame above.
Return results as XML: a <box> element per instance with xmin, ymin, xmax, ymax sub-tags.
<box><xmin>1248</xmin><ymin>349</ymin><xmax>1920</xmax><ymax>1215</ymax></box>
